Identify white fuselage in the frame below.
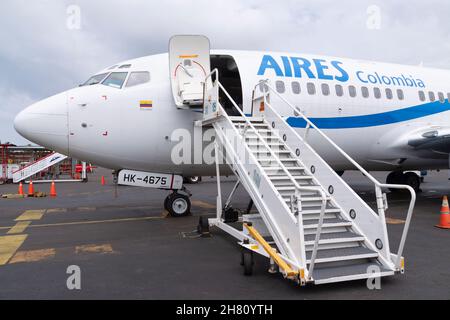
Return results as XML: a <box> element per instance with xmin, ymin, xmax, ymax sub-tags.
<box><xmin>14</xmin><ymin>50</ymin><xmax>450</xmax><ymax>176</ymax></box>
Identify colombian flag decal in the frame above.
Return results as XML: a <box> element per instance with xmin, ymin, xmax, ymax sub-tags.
<box><xmin>140</xmin><ymin>100</ymin><xmax>153</xmax><ymax>109</ymax></box>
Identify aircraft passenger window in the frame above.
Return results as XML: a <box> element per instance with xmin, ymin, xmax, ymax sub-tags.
<box><xmin>429</xmin><ymin>91</ymin><xmax>436</xmax><ymax>102</ymax></box>
<box><xmin>126</xmin><ymin>72</ymin><xmax>150</xmax><ymax>88</ymax></box>
<box><xmin>82</xmin><ymin>73</ymin><xmax>109</xmax><ymax>86</ymax></box>
<box><xmin>385</xmin><ymin>88</ymin><xmax>393</xmax><ymax>100</ymax></box>
<box><xmin>361</xmin><ymin>86</ymin><xmax>369</xmax><ymax>98</ymax></box>
<box><xmin>291</xmin><ymin>81</ymin><xmax>301</xmax><ymax>94</ymax></box>
<box><xmin>447</xmin><ymin>93</ymin><xmax>450</xmax><ymax>102</ymax></box>
<box><xmin>102</xmin><ymin>72</ymin><xmax>128</xmax><ymax>89</ymax></box>
<box><xmin>374</xmin><ymin>87</ymin><xmax>381</xmax><ymax>99</ymax></box>
<box><xmin>397</xmin><ymin>89</ymin><xmax>404</xmax><ymax>100</ymax></box>
<box><xmin>348</xmin><ymin>86</ymin><xmax>357</xmax><ymax>98</ymax></box>
<box><xmin>335</xmin><ymin>84</ymin><xmax>344</xmax><ymax>97</ymax></box>
<box><xmin>276</xmin><ymin>81</ymin><xmax>286</xmax><ymax>94</ymax></box>
<box><xmin>438</xmin><ymin>92</ymin><xmax>445</xmax><ymax>103</ymax></box>
<box><xmin>307</xmin><ymin>83</ymin><xmax>316</xmax><ymax>95</ymax></box>
<box><xmin>321</xmin><ymin>84</ymin><xmax>330</xmax><ymax>96</ymax></box>
<box><xmin>419</xmin><ymin>91</ymin><xmax>426</xmax><ymax>102</ymax></box>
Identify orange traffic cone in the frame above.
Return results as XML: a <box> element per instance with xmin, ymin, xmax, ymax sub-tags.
<box><xmin>101</xmin><ymin>176</ymin><xmax>106</xmax><ymax>186</ymax></box>
<box><xmin>27</xmin><ymin>180</ymin><xmax>35</xmax><ymax>197</ymax></box>
<box><xmin>436</xmin><ymin>196</ymin><xmax>450</xmax><ymax>229</ymax></box>
<box><xmin>18</xmin><ymin>182</ymin><xmax>24</xmax><ymax>196</ymax></box>
<box><xmin>49</xmin><ymin>181</ymin><xmax>57</xmax><ymax>197</ymax></box>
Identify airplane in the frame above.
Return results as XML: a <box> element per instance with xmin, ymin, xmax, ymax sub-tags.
<box><xmin>14</xmin><ymin>35</ymin><xmax>450</xmax><ymax>218</ymax></box>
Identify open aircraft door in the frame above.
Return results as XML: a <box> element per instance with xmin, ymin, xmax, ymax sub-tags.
<box><xmin>169</xmin><ymin>35</ymin><xmax>211</xmax><ymax>108</ymax></box>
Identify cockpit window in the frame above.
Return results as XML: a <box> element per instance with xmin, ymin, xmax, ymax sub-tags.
<box><xmin>102</xmin><ymin>72</ymin><xmax>128</xmax><ymax>89</ymax></box>
<box><xmin>125</xmin><ymin>71</ymin><xmax>150</xmax><ymax>88</ymax></box>
<box><xmin>119</xmin><ymin>64</ymin><xmax>132</xmax><ymax>69</ymax></box>
<box><xmin>82</xmin><ymin>73</ymin><xmax>109</xmax><ymax>86</ymax></box>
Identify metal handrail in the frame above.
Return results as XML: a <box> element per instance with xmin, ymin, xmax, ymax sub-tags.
<box><xmin>215</xmin><ymin>79</ymin><xmax>326</xmax><ymax>222</ymax></box>
<box><xmin>258</xmin><ymin>80</ymin><xmax>416</xmax><ymax>269</ymax></box>
<box><xmin>204</xmin><ymin>72</ymin><xmax>327</xmax><ymax>272</ymax></box>
<box><xmin>258</xmin><ymin>84</ymin><xmax>326</xmax><ymax>279</ymax></box>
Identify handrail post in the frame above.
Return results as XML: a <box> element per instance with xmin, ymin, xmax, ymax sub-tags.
<box><xmin>256</xmin><ymin>79</ymin><xmax>417</xmax><ymax>271</ymax></box>
<box><xmin>307</xmin><ymin>190</ymin><xmax>327</xmax><ymax>280</ymax></box>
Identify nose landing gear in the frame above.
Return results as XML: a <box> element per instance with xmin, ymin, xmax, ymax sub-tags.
<box><xmin>164</xmin><ymin>188</ymin><xmax>192</xmax><ymax>217</ymax></box>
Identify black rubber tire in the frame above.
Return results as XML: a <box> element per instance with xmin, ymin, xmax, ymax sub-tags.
<box><xmin>167</xmin><ymin>193</ymin><xmax>191</xmax><ymax>217</ymax></box>
<box><xmin>164</xmin><ymin>194</ymin><xmax>172</xmax><ymax>211</ymax></box>
<box><xmin>197</xmin><ymin>216</ymin><xmax>210</xmax><ymax>236</ymax></box>
<box><xmin>403</xmin><ymin>172</ymin><xmax>421</xmax><ymax>192</ymax></box>
<box><xmin>386</xmin><ymin>171</ymin><xmax>405</xmax><ymax>192</ymax></box>
<box><xmin>184</xmin><ymin>176</ymin><xmax>202</xmax><ymax>184</ymax></box>
<box><xmin>242</xmin><ymin>250</ymin><xmax>254</xmax><ymax>276</ymax></box>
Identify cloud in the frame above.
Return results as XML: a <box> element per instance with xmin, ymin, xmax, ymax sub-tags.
<box><xmin>1</xmin><ymin>0</ymin><xmax>450</xmax><ymax>143</ymax></box>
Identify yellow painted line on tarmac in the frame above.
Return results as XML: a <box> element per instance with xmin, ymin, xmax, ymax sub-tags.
<box><xmin>0</xmin><ymin>235</ymin><xmax>28</xmax><ymax>265</ymax></box>
<box><xmin>77</xmin><ymin>207</ymin><xmax>96</xmax><ymax>212</ymax></box>
<box><xmin>75</xmin><ymin>244</ymin><xmax>114</xmax><ymax>255</ymax></box>
<box><xmin>15</xmin><ymin>210</ymin><xmax>45</xmax><ymax>221</ymax></box>
<box><xmin>191</xmin><ymin>200</ymin><xmax>216</xmax><ymax>209</ymax></box>
<box><xmin>7</xmin><ymin>221</ymin><xmax>32</xmax><ymax>235</ymax></box>
<box><xmin>386</xmin><ymin>217</ymin><xmax>406</xmax><ymax>225</ymax></box>
<box><xmin>46</xmin><ymin>208</ymin><xmax>67</xmax><ymax>214</ymax></box>
<box><xmin>9</xmin><ymin>248</ymin><xmax>56</xmax><ymax>264</ymax></box>
<box><xmin>0</xmin><ymin>215</ymin><xmax>166</xmax><ymax>231</ymax></box>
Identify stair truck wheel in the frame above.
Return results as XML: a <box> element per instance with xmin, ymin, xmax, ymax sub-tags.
<box><xmin>241</xmin><ymin>250</ymin><xmax>254</xmax><ymax>276</ymax></box>
<box><xmin>164</xmin><ymin>193</ymin><xmax>172</xmax><ymax>211</ymax></box>
<box><xmin>197</xmin><ymin>216</ymin><xmax>210</xmax><ymax>237</ymax></box>
<box><xmin>167</xmin><ymin>193</ymin><xmax>191</xmax><ymax>217</ymax></box>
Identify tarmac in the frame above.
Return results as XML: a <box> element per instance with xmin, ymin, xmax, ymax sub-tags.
<box><xmin>0</xmin><ymin>168</ymin><xmax>449</xmax><ymax>300</ymax></box>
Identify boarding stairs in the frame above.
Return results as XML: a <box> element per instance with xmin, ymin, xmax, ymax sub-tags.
<box><xmin>201</xmin><ymin>69</ymin><xmax>416</xmax><ymax>285</ymax></box>
<box><xmin>12</xmin><ymin>152</ymin><xmax>68</xmax><ymax>183</ymax></box>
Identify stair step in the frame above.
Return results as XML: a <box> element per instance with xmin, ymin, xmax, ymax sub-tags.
<box><xmin>303</xmin><ymin>218</ymin><xmax>352</xmax><ymax>230</ymax></box>
<box><xmin>253</xmin><ymin>150</ymin><xmax>291</xmax><ymax>154</ymax></box>
<box><xmin>235</xmin><ymin>123</ymin><xmax>268</xmax><ymax>127</ymax></box>
<box><xmin>269</xmin><ymin>175</ymin><xmax>312</xmax><ymax>181</ymax></box>
<box><xmin>301</xmin><ymin>208</ymin><xmax>341</xmax><ymax>215</ymax></box>
<box><xmin>263</xmin><ymin>167</ymin><xmax>305</xmax><ymax>172</ymax></box>
<box><xmin>283</xmin><ymin>196</ymin><xmax>329</xmax><ymax>202</ymax></box>
<box><xmin>247</xmin><ymin>142</ymin><xmax>285</xmax><ymax>147</ymax></box>
<box><xmin>306</xmin><ymin>246</ymin><xmax>379</xmax><ymax>264</ymax></box>
<box><xmin>304</xmin><ymin>231</ymin><xmax>365</xmax><ymax>246</ymax></box>
<box><xmin>230</xmin><ymin>117</ymin><xmax>264</xmax><ymax>122</ymax></box>
<box><xmin>312</xmin><ymin>262</ymin><xmax>394</xmax><ymax>285</ymax></box>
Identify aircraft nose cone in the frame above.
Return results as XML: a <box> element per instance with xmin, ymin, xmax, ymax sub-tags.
<box><xmin>14</xmin><ymin>92</ymin><xmax>69</xmax><ymax>154</ymax></box>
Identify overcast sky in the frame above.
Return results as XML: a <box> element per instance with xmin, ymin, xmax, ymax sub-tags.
<box><xmin>1</xmin><ymin>0</ymin><xmax>450</xmax><ymax>144</ymax></box>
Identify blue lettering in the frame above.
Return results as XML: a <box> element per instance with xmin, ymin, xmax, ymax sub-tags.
<box><xmin>331</xmin><ymin>61</ymin><xmax>349</xmax><ymax>82</ymax></box>
<box><xmin>356</xmin><ymin>71</ymin><xmax>368</xmax><ymax>83</ymax></box>
<box><xmin>257</xmin><ymin>55</ymin><xmax>284</xmax><ymax>77</ymax></box>
<box><xmin>313</xmin><ymin>59</ymin><xmax>333</xmax><ymax>80</ymax></box>
<box><xmin>290</xmin><ymin>57</ymin><xmax>316</xmax><ymax>79</ymax></box>
<box><xmin>281</xmin><ymin>56</ymin><xmax>293</xmax><ymax>77</ymax></box>
<box><xmin>368</xmin><ymin>74</ymin><xmax>378</xmax><ymax>84</ymax></box>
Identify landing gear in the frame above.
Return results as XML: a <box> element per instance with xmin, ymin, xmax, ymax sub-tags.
<box><xmin>386</xmin><ymin>171</ymin><xmax>421</xmax><ymax>192</ymax></box>
<box><xmin>404</xmin><ymin>172</ymin><xmax>421</xmax><ymax>192</ymax></box>
<box><xmin>165</xmin><ymin>192</ymin><xmax>191</xmax><ymax>217</ymax></box>
<box><xmin>184</xmin><ymin>176</ymin><xmax>202</xmax><ymax>184</ymax></box>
